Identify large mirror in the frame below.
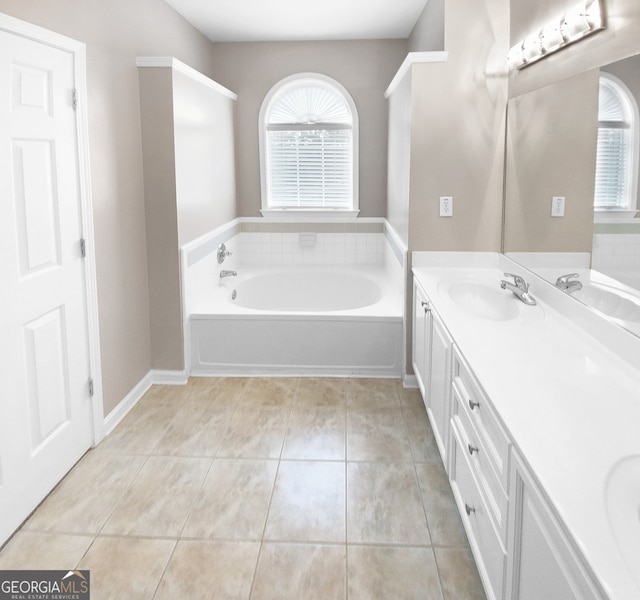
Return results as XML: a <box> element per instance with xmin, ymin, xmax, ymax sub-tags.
<box><xmin>503</xmin><ymin>54</ymin><xmax>640</xmax><ymax>338</ymax></box>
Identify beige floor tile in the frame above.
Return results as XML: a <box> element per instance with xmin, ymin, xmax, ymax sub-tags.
<box><xmin>78</xmin><ymin>536</ymin><xmax>175</xmax><ymax>600</ymax></box>
<box><xmin>282</xmin><ymin>407</ymin><xmax>346</xmax><ymax>460</ymax></box>
<box><xmin>188</xmin><ymin>377</ymin><xmax>248</xmax><ymax>406</ymax></box>
<box><xmin>0</xmin><ymin>532</ymin><xmax>94</xmax><ymax>570</ymax></box>
<box><xmin>264</xmin><ymin>461</ymin><xmax>345</xmax><ymax>542</ymax></box>
<box><xmin>155</xmin><ymin>540</ymin><xmax>260</xmax><ymax>600</ymax></box>
<box><xmin>294</xmin><ymin>378</ymin><xmax>348</xmax><ymax>407</ymax></box>
<box><xmin>435</xmin><ymin>547</ymin><xmax>488</xmax><ymax>600</ymax></box>
<box><xmin>138</xmin><ymin>383</ymin><xmax>192</xmax><ymax>407</ymax></box>
<box><xmin>183</xmin><ymin>459</ymin><xmax>278</xmax><ymax>540</ymax></box>
<box><xmin>347</xmin><ymin>462</ymin><xmax>431</xmax><ymax>545</ymax></box>
<box><xmin>348</xmin><ymin>545</ymin><xmax>444</xmax><ymax>600</ymax></box>
<box><xmin>240</xmin><ymin>377</ymin><xmax>298</xmax><ymax>406</ymax></box>
<box><xmin>345</xmin><ymin>378</ymin><xmax>400</xmax><ymax>409</ymax></box>
<box><xmin>396</xmin><ymin>383</ymin><xmax>426</xmax><ymax>410</ymax></box>
<box><xmin>152</xmin><ymin>404</ymin><xmax>234</xmax><ymax>457</ymax></box>
<box><xmin>216</xmin><ymin>407</ymin><xmax>289</xmax><ymax>458</ymax></box>
<box><xmin>101</xmin><ymin>456</ymin><xmax>210</xmax><ymax>537</ymax></box>
<box><xmin>24</xmin><ymin>451</ymin><xmax>145</xmax><ymax>534</ymax></box>
<box><xmin>251</xmin><ymin>542</ymin><xmax>346</xmax><ymax>600</ymax></box>
<box><xmin>97</xmin><ymin>402</ymin><xmax>177</xmax><ymax>455</ymax></box>
<box><xmin>416</xmin><ymin>462</ymin><xmax>469</xmax><ymax>547</ymax></box>
<box><xmin>347</xmin><ymin>408</ymin><xmax>413</xmax><ymax>462</ymax></box>
<box><xmin>404</xmin><ymin>406</ymin><xmax>441</xmax><ymax>462</ymax></box>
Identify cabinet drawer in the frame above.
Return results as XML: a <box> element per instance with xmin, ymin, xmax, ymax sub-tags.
<box><xmin>453</xmin><ymin>347</ymin><xmax>509</xmax><ymax>487</ymax></box>
<box><xmin>452</xmin><ymin>379</ymin><xmax>508</xmax><ymax>539</ymax></box>
<box><xmin>451</xmin><ymin>422</ymin><xmax>506</xmax><ymax>600</ymax></box>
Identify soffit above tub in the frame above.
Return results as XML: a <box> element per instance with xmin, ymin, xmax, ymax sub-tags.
<box><xmin>163</xmin><ymin>0</ymin><xmax>430</xmax><ymax>42</ymax></box>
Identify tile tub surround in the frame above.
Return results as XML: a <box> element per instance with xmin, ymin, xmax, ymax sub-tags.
<box><xmin>0</xmin><ymin>377</ymin><xmax>487</xmax><ymax>600</ymax></box>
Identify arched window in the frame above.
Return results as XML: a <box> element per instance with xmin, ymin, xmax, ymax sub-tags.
<box><xmin>259</xmin><ymin>73</ymin><xmax>359</xmax><ymax>216</ymax></box>
<box><xmin>594</xmin><ymin>73</ymin><xmax>639</xmax><ymax>213</ymax></box>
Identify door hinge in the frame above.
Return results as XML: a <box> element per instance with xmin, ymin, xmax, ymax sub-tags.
<box><xmin>80</xmin><ymin>238</ymin><xmax>86</xmax><ymax>258</ymax></box>
<box><xmin>72</xmin><ymin>88</ymin><xmax>78</xmax><ymax>110</ymax></box>
<box><xmin>88</xmin><ymin>378</ymin><xmax>94</xmax><ymax>397</ymax></box>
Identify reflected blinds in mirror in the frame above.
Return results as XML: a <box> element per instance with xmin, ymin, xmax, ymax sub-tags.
<box><xmin>595</xmin><ymin>76</ymin><xmax>635</xmax><ymax>209</ymax></box>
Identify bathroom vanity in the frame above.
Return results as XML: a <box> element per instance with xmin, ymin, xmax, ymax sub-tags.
<box><xmin>411</xmin><ymin>252</ymin><xmax>640</xmax><ymax>600</ymax></box>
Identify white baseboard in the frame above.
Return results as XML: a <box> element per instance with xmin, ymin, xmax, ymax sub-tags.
<box><xmin>151</xmin><ymin>369</ymin><xmax>189</xmax><ymax>385</ymax></box>
<box><xmin>102</xmin><ymin>369</ymin><xmax>188</xmax><ymax>436</ymax></box>
<box><xmin>403</xmin><ymin>374</ymin><xmax>419</xmax><ymax>389</ymax></box>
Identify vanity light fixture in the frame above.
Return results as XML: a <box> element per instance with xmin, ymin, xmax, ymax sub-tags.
<box><xmin>508</xmin><ymin>0</ymin><xmax>604</xmax><ymax>70</ymax></box>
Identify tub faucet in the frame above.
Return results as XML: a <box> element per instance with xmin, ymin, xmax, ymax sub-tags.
<box><xmin>500</xmin><ymin>273</ymin><xmax>537</xmax><ymax>306</ymax></box>
<box><xmin>220</xmin><ymin>270</ymin><xmax>237</xmax><ymax>279</ymax></box>
<box><xmin>555</xmin><ymin>273</ymin><xmax>582</xmax><ymax>293</ymax></box>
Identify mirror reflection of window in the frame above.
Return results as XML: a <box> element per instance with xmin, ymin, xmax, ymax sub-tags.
<box><xmin>594</xmin><ymin>73</ymin><xmax>639</xmax><ymax>213</ymax></box>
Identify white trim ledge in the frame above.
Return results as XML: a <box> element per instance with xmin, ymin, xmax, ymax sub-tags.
<box><xmin>136</xmin><ymin>56</ymin><xmax>237</xmax><ymax>101</ymax></box>
<box><xmin>385</xmin><ymin>51</ymin><xmax>449</xmax><ymax>99</ymax></box>
<box><xmin>260</xmin><ymin>209</ymin><xmax>360</xmax><ymax>220</ymax></box>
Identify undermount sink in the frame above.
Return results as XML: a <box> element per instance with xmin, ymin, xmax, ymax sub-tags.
<box><xmin>573</xmin><ymin>283</ymin><xmax>640</xmax><ymax>323</ymax></box>
<box><xmin>605</xmin><ymin>455</ymin><xmax>640</xmax><ymax>589</ymax></box>
<box><xmin>445</xmin><ymin>281</ymin><xmax>520</xmax><ymax>321</ymax></box>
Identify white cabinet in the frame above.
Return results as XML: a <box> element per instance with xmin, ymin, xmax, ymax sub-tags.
<box><xmin>411</xmin><ymin>272</ymin><xmax>607</xmax><ymax>600</ymax></box>
<box><xmin>450</xmin><ymin>350</ymin><xmax>509</xmax><ymax>600</ymax></box>
<box><xmin>412</xmin><ymin>280</ymin><xmax>453</xmax><ymax>468</ymax></box>
<box><xmin>428</xmin><ymin>307</ymin><xmax>453</xmax><ymax>465</ymax></box>
<box><xmin>506</xmin><ymin>452</ymin><xmax>607</xmax><ymax>600</ymax></box>
<box><xmin>412</xmin><ymin>282</ymin><xmax>430</xmax><ymax>398</ymax></box>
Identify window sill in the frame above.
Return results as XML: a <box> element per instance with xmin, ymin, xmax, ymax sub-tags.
<box><xmin>594</xmin><ymin>209</ymin><xmax>639</xmax><ymax>224</ymax></box>
<box><xmin>260</xmin><ymin>209</ymin><xmax>360</xmax><ymax>220</ymax></box>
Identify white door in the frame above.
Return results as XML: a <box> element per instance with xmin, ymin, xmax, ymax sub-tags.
<box><xmin>0</xmin><ymin>25</ymin><xmax>97</xmax><ymax>545</ymax></box>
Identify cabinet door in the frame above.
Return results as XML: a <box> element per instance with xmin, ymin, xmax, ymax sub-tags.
<box><xmin>427</xmin><ymin>310</ymin><xmax>453</xmax><ymax>465</ymax></box>
<box><xmin>412</xmin><ymin>282</ymin><xmax>430</xmax><ymax>399</ymax></box>
<box><xmin>507</xmin><ymin>453</ymin><xmax>607</xmax><ymax>600</ymax></box>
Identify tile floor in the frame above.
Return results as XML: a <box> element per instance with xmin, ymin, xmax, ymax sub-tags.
<box><xmin>0</xmin><ymin>377</ymin><xmax>487</xmax><ymax>600</ymax></box>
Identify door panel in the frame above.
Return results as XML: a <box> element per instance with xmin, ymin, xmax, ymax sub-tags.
<box><xmin>0</xmin><ymin>28</ymin><xmax>94</xmax><ymax>545</ymax></box>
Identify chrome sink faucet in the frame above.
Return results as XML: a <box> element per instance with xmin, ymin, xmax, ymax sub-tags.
<box><xmin>219</xmin><ymin>270</ymin><xmax>237</xmax><ymax>279</ymax></box>
<box><xmin>555</xmin><ymin>273</ymin><xmax>582</xmax><ymax>293</ymax></box>
<box><xmin>500</xmin><ymin>273</ymin><xmax>537</xmax><ymax>306</ymax></box>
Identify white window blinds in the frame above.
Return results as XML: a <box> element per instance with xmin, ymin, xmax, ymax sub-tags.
<box><xmin>595</xmin><ymin>77</ymin><xmax>635</xmax><ymax>210</ymax></box>
<box><xmin>262</xmin><ymin>77</ymin><xmax>356</xmax><ymax>211</ymax></box>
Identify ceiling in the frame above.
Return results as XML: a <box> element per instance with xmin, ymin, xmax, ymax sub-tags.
<box><xmin>163</xmin><ymin>0</ymin><xmax>430</xmax><ymax>42</ymax></box>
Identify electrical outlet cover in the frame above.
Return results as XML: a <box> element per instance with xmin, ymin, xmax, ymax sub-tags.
<box><xmin>439</xmin><ymin>196</ymin><xmax>453</xmax><ymax>217</ymax></box>
<box><xmin>551</xmin><ymin>196</ymin><xmax>565</xmax><ymax>217</ymax></box>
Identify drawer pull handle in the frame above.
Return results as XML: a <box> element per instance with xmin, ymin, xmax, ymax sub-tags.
<box><xmin>465</xmin><ymin>503</ymin><xmax>476</xmax><ymax>516</ymax></box>
<box><xmin>421</xmin><ymin>301</ymin><xmax>428</xmax><ymax>307</ymax></box>
<box><xmin>468</xmin><ymin>398</ymin><xmax>480</xmax><ymax>411</ymax></box>
<box><xmin>468</xmin><ymin>443</ymin><xmax>479</xmax><ymax>456</ymax></box>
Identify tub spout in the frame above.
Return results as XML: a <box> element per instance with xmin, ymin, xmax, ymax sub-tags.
<box><xmin>220</xmin><ymin>270</ymin><xmax>237</xmax><ymax>279</ymax></box>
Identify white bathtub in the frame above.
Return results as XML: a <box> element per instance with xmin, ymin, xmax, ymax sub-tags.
<box><xmin>187</xmin><ymin>264</ymin><xmax>404</xmax><ymax>377</ymax></box>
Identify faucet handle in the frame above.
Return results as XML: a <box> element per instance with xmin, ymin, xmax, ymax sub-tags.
<box><xmin>217</xmin><ymin>243</ymin><xmax>233</xmax><ymax>264</ymax></box>
<box><xmin>503</xmin><ymin>272</ymin><xmax>527</xmax><ymax>289</ymax></box>
<box><xmin>556</xmin><ymin>273</ymin><xmax>579</xmax><ymax>285</ymax></box>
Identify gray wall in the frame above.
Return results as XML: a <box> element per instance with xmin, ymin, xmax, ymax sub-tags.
<box><xmin>173</xmin><ymin>70</ymin><xmax>237</xmax><ymax>246</ymax></box>
<box><xmin>206</xmin><ymin>39</ymin><xmax>408</xmax><ymax>218</ymax></box>
<box><xmin>138</xmin><ymin>67</ymin><xmax>182</xmax><ymax>372</ymax></box>
<box><xmin>408</xmin><ymin>0</ymin><xmax>509</xmax><ymax>253</ymax></box>
<box><xmin>408</xmin><ymin>0</ymin><xmax>445</xmax><ymax>52</ymax></box>
<box><xmin>0</xmin><ymin>0</ymin><xmax>218</xmax><ymax>416</ymax></box>
<box><xmin>504</xmin><ymin>70</ymin><xmax>600</xmax><ymax>253</ymax></box>
<box><xmin>138</xmin><ymin>63</ymin><xmax>238</xmax><ymax>372</ymax></box>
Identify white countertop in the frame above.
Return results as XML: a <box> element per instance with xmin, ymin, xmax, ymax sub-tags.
<box><xmin>412</xmin><ymin>253</ymin><xmax>640</xmax><ymax>600</ymax></box>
